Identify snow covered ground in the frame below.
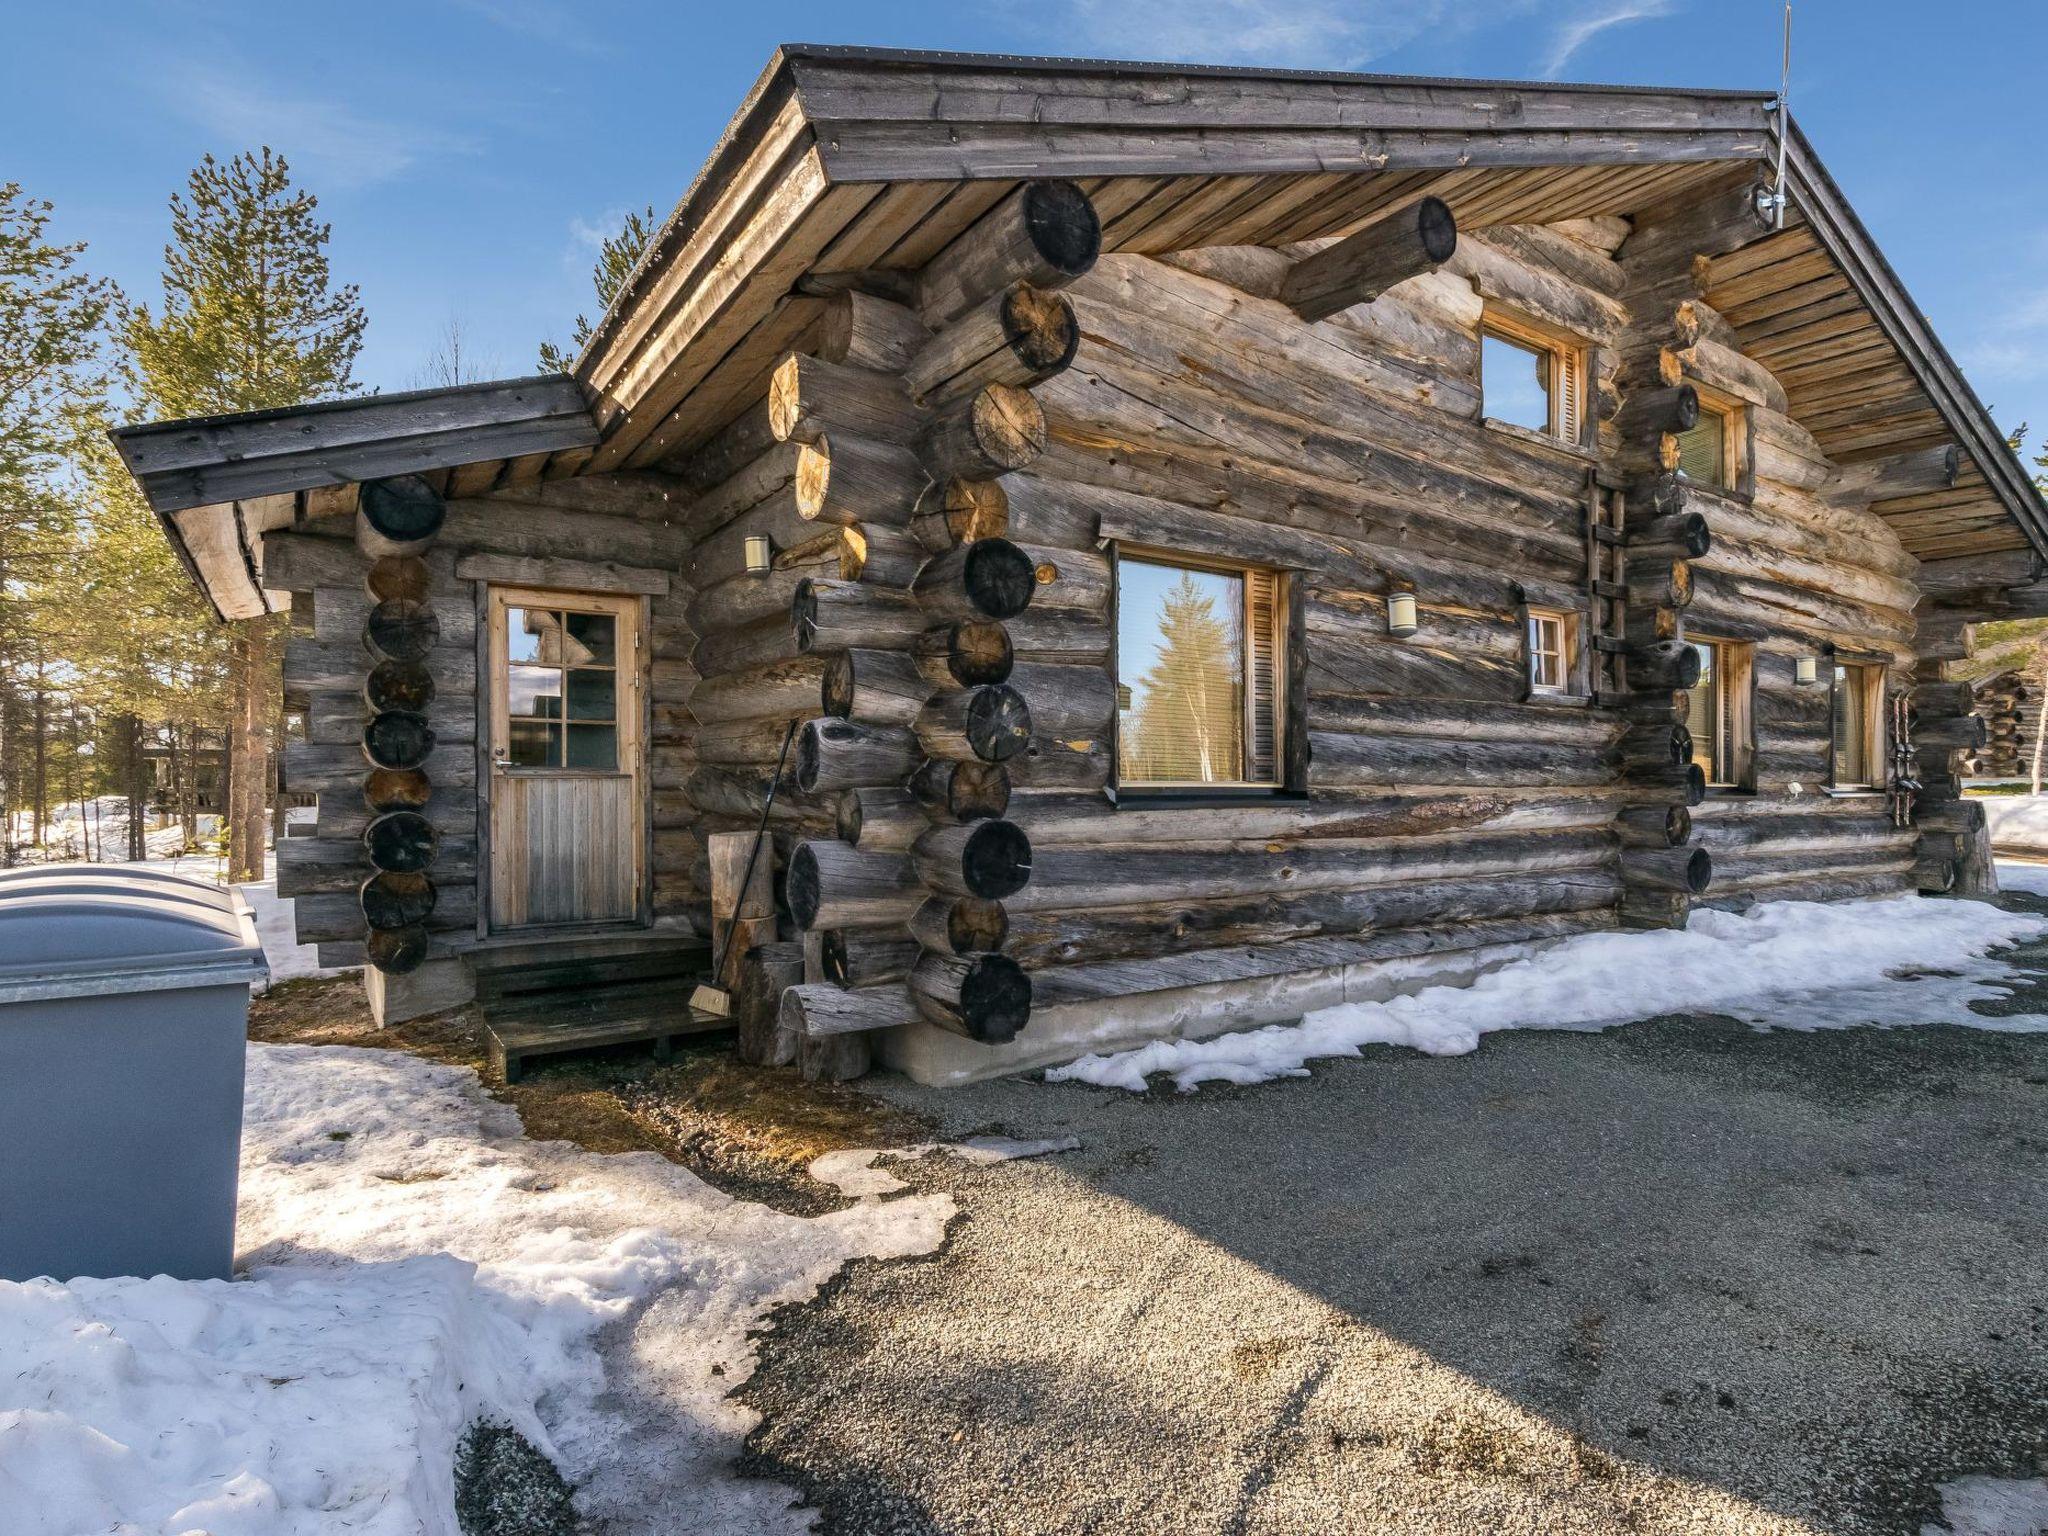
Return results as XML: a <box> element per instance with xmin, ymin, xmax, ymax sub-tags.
<box><xmin>0</xmin><ymin>1044</ymin><xmax>953</xmax><ymax>1535</ymax></box>
<box><xmin>1050</xmin><ymin>877</ymin><xmax>2048</xmax><ymax>1093</ymax></box>
<box><xmin>1979</xmin><ymin>792</ymin><xmax>2048</xmax><ymax>854</ymax></box>
<box><xmin>7</xmin><ymin>796</ymin><xmax>219</xmax><ymax>866</ymax></box>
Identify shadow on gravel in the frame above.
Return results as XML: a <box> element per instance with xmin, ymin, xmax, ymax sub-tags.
<box><xmin>738</xmin><ymin>943</ymin><xmax>2048</xmax><ymax>1536</ymax></box>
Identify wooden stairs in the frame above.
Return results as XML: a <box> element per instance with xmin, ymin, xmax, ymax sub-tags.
<box><xmin>477</xmin><ymin>934</ymin><xmax>723</xmax><ymax>1082</ymax></box>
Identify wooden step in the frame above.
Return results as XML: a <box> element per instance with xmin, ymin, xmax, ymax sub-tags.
<box><xmin>485</xmin><ymin>978</ymin><xmax>727</xmax><ymax>1083</ymax></box>
<box><xmin>476</xmin><ymin>939</ymin><xmax>711</xmax><ymax>1005</ymax></box>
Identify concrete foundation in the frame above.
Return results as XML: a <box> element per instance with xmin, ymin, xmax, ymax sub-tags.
<box><xmin>365</xmin><ymin>955</ymin><xmax>475</xmax><ymax>1026</ymax></box>
<box><xmin>876</xmin><ymin>937</ymin><xmax>1541</xmax><ymax>1087</ymax></box>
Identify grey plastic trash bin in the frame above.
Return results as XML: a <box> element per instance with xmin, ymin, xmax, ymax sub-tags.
<box><xmin>0</xmin><ymin>865</ymin><xmax>267</xmax><ymax>1282</ymax></box>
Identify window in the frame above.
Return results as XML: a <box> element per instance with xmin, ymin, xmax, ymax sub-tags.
<box><xmin>1115</xmin><ymin>553</ymin><xmax>1286</xmax><ymax>789</ymax></box>
<box><xmin>1675</xmin><ymin>389</ymin><xmax>1745</xmax><ymax>491</ymax></box>
<box><xmin>1832</xmin><ymin>663</ymin><xmax>1886</xmax><ymax>788</ymax></box>
<box><xmin>1526</xmin><ymin>608</ymin><xmax>1581</xmax><ymax>695</ymax></box>
<box><xmin>1684</xmin><ymin>638</ymin><xmax>1754</xmax><ymax>790</ymax></box>
<box><xmin>504</xmin><ymin>604</ymin><xmax>621</xmax><ymax>770</ymax></box>
<box><xmin>1480</xmin><ymin>313</ymin><xmax>1584</xmax><ymax>444</ymax></box>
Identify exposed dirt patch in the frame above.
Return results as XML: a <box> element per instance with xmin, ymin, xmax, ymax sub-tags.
<box><xmin>247</xmin><ymin>976</ymin><xmax>925</xmax><ymax>1213</ymax></box>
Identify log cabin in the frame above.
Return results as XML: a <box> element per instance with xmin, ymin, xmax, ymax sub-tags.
<box><xmin>113</xmin><ymin>46</ymin><xmax>2046</xmax><ymax>1085</ymax></box>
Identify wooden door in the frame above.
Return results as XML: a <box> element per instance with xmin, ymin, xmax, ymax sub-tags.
<box><xmin>486</xmin><ymin>587</ymin><xmax>646</xmax><ymax>930</ymax></box>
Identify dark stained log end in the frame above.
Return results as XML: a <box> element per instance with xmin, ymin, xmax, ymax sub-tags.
<box><xmin>787</xmin><ymin>843</ymin><xmax>824</xmax><ymax>930</ymax></box>
<box><xmin>364</xmin><ymin>658</ymin><xmax>435</xmax><ymax>714</ymax></box>
<box><xmin>790</xmin><ymin>579</ymin><xmax>821</xmax><ymax>654</ymax></box>
<box><xmin>1685</xmin><ymin>763</ymin><xmax>1707</xmax><ymax>807</ymax></box>
<box><xmin>361</xmin><ymin>870</ymin><xmax>437</xmax><ymax>931</ymax></box>
<box><xmin>964</xmin><ymin>539</ymin><xmax>1038</xmax><ymax>621</ymax></box>
<box><xmin>366</xmin><ymin>554</ymin><xmax>431</xmax><ymax>605</ymax></box>
<box><xmin>358</xmin><ymin>475</ymin><xmax>446</xmax><ymax>548</ymax></box>
<box><xmin>1629</xmin><ymin>510</ymin><xmax>1711</xmax><ymax>560</ymax></box>
<box><xmin>959</xmin><ymin>818</ymin><xmax>1033</xmax><ymax>900</ymax></box>
<box><xmin>361</xmin><ymin>709</ymin><xmax>435</xmax><ymax>770</ymax></box>
<box><xmin>363</xmin><ymin>809</ymin><xmax>440</xmax><ymax>874</ymax></box>
<box><xmin>1281</xmin><ymin>195</ymin><xmax>1460</xmax><ymax>322</ymax></box>
<box><xmin>957</xmin><ymin>954</ymin><xmax>1033</xmax><ymax>1044</ymax></box>
<box><xmin>965</xmin><ymin>683</ymin><xmax>1034</xmax><ymax>762</ymax></box>
<box><xmin>1631</xmin><ymin>639</ymin><xmax>1701</xmax><ymax>691</ymax></box>
<box><xmin>1022</xmin><ymin>179</ymin><xmax>1102</xmax><ymax>280</ymax></box>
<box><xmin>365</xmin><ymin>923</ymin><xmax>431</xmax><ymax>975</ymax></box>
<box><xmin>364</xmin><ymin>598</ymin><xmax>441</xmax><ymax>663</ymax></box>
<box><xmin>364</xmin><ymin>766</ymin><xmax>432</xmax><ymax>813</ymax></box>
<box><xmin>1415</xmin><ymin>196</ymin><xmax>1459</xmax><ymax>263</ymax></box>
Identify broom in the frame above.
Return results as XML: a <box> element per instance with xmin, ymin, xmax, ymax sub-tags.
<box><xmin>691</xmin><ymin>718</ymin><xmax>800</xmax><ymax>1018</ymax></box>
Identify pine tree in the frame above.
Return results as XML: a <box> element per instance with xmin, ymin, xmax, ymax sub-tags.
<box><xmin>1122</xmin><ymin>572</ymin><xmax>1244</xmax><ymax>784</ymax></box>
<box><xmin>538</xmin><ymin>204</ymin><xmax>657</xmax><ymax>371</ymax></box>
<box><xmin>0</xmin><ymin>184</ymin><xmax>112</xmax><ymax>862</ymax></box>
<box><xmin>121</xmin><ymin>149</ymin><xmax>366</xmax><ymax>880</ymax></box>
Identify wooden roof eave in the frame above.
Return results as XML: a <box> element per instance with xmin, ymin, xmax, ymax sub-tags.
<box><xmin>1782</xmin><ymin>121</ymin><xmax>2048</xmax><ymax>560</ymax></box>
<box><xmin>112</xmin><ymin>374</ymin><xmax>600</xmax><ymax>623</ymax></box>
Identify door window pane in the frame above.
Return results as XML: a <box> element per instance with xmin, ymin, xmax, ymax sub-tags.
<box><xmin>1833</xmin><ymin>665</ymin><xmax>1877</xmax><ymax>785</ymax></box>
<box><xmin>508</xmin><ymin>665</ymin><xmax>562</xmax><ymax>720</ymax></box>
<box><xmin>1117</xmin><ymin>560</ymin><xmax>1247</xmax><ymax>786</ymax></box>
<box><xmin>1686</xmin><ymin>642</ymin><xmax>1718</xmax><ymax>782</ymax></box>
<box><xmin>508</xmin><ymin>718</ymin><xmax>559</xmax><ymax>767</ymax></box>
<box><xmin>564</xmin><ymin>611</ymin><xmax>617</xmax><ymax>667</ymax></box>
<box><xmin>1481</xmin><ymin>330</ymin><xmax>1553</xmax><ymax>434</ymax></box>
<box><xmin>566</xmin><ymin>669</ymin><xmax>615</xmax><ymax>721</ymax></box>
<box><xmin>565</xmin><ymin>724</ymin><xmax>618</xmax><ymax>770</ymax></box>
<box><xmin>505</xmin><ymin>607</ymin><xmax>544</xmax><ymax>663</ymax></box>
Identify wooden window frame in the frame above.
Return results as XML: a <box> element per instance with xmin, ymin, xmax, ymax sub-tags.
<box><xmin>1110</xmin><ymin>544</ymin><xmax>1293</xmax><ymax>797</ymax></box>
<box><xmin>489</xmin><ymin>589</ymin><xmax>642</xmax><ymax>778</ymax></box>
<box><xmin>1687</xmin><ymin>636</ymin><xmax>1755</xmax><ymax>793</ymax></box>
<box><xmin>1480</xmin><ymin>308</ymin><xmax>1589</xmax><ymax>449</ymax></box>
<box><xmin>1829</xmin><ymin>659</ymin><xmax>1888</xmax><ymax>791</ymax></box>
<box><xmin>1675</xmin><ymin>384</ymin><xmax>1753</xmax><ymax>497</ymax></box>
<box><xmin>1523</xmin><ymin>604</ymin><xmax>1587</xmax><ymax>700</ymax></box>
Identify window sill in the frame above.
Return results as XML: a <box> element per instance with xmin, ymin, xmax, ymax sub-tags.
<box><xmin>1822</xmin><ymin>786</ymin><xmax>1885</xmax><ymax>799</ymax></box>
<box><xmin>1528</xmin><ymin>689</ymin><xmax>1594</xmax><ymax>709</ymax></box>
<box><xmin>1113</xmin><ymin>788</ymin><xmax>1307</xmax><ymax>810</ymax></box>
<box><xmin>1481</xmin><ymin>416</ymin><xmax>1597</xmax><ymax>464</ymax></box>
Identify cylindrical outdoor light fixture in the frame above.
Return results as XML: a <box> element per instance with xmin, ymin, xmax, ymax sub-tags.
<box><xmin>744</xmin><ymin>534</ymin><xmax>773</xmax><ymax>575</ymax></box>
<box><xmin>1386</xmin><ymin>590</ymin><xmax>1419</xmax><ymax>638</ymax></box>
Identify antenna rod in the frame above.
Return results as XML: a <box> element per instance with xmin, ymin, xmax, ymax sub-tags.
<box><xmin>1772</xmin><ymin>2</ymin><xmax>1792</xmax><ymax>228</ymax></box>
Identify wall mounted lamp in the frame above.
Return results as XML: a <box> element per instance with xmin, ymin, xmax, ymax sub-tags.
<box><xmin>744</xmin><ymin>534</ymin><xmax>773</xmax><ymax>575</ymax></box>
<box><xmin>1795</xmin><ymin>655</ymin><xmax>1819</xmax><ymax>686</ymax></box>
<box><xmin>1386</xmin><ymin>590</ymin><xmax>1419</xmax><ymax>638</ymax></box>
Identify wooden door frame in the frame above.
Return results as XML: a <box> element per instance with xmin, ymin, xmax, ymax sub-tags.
<box><xmin>477</xmin><ymin>583</ymin><xmax>652</xmax><ymax>936</ymax></box>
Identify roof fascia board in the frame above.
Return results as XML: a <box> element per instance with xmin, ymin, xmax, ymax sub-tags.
<box><xmin>1782</xmin><ymin>120</ymin><xmax>2048</xmax><ymax>558</ymax></box>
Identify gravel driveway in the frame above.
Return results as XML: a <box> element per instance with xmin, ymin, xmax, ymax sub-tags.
<box><xmin>735</xmin><ymin>908</ymin><xmax>2048</xmax><ymax>1535</ymax></box>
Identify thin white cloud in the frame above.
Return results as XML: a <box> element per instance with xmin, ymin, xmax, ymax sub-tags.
<box><xmin>1046</xmin><ymin>0</ymin><xmax>1461</xmax><ymax>70</ymax></box>
<box><xmin>172</xmin><ymin>68</ymin><xmax>481</xmax><ymax>189</ymax></box>
<box><xmin>448</xmin><ymin>0</ymin><xmax>606</xmax><ymax>54</ymax></box>
<box><xmin>1964</xmin><ymin>288</ymin><xmax>2048</xmax><ymax>384</ymax></box>
<box><xmin>1541</xmin><ymin>0</ymin><xmax>1678</xmax><ymax>79</ymax></box>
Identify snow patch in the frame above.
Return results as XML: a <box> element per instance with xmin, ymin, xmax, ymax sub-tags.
<box><xmin>1980</xmin><ymin>793</ymin><xmax>2048</xmax><ymax>854</ymax></box>
<box><xmin>0</xmin><ymin>1043</ymin><xmax>951</xmax><ymax>1535</ymax></box>
<box><xmin>1922</xmin><ymin>1474</ymin><xmax>2048</xmax><ymax>1536</ymax></box>
<box><xmin>1049</xmin><ymin>891</ymin><xmax>2048</xmax><ymax>1093</ymax></box>
<box><xmin>809</xmin><ymin>1135</ymin><xmax>1083</xmax><ymax>1197</ymax></box>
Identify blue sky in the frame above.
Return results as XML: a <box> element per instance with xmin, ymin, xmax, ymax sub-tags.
<box><xmin>8</xmin><ymin>1</ymin><xmax>2044</xmax><ymax>452</ymax></box>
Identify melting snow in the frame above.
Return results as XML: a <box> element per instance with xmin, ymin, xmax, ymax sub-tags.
<box><xmin>0</xmin><ymin>1044</ymin><xmax>950</xmax><ymax>1535</ymax></box>
<box><xmin>1050</xmin><ymin>887</ymin><xmax>2048</xmax><ymax>1093</ymax></box>
<box><xmin>810</xmin><ymin>1135</ymin><xmax>1082</xmax><ymax>1197</ymax></box>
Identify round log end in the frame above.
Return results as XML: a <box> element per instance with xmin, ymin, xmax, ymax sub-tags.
<box><xmin>362</xmin><ymin>709</ymin><xmax>436</xmax><ymax>771</ymax></box>
<box><xmin>969</xmin><ymin>384</ymin><xmax>1048</xmax><ymax>473</ymax></box>
<box><xmin>947</xmin><ymin>620</ymin><xmax>1015</xmax><ymax>685</ymax></box>
<box><xmin>1022</xmin><ymin>179</ymin><xmax>1101</xmax><ymax>279</ymax></box>
<box><xmin>1673</xmin><ymin>511</ymin><xmax>1711</xmax><ymax>558</ymax></box>
<box><xmin>821</xmin><ymin>652</ymin><xmax>856</xmax><ymax>719</ymax></box>
<box><xmin>948</xmin><ymin>896</ymin><xmax>1009</xmax><ymax>953</ymax></box>
<box><xmin>365</xmin><ymin>658</ymin><xmax>435</xmax><ymax>714</ymax></box>
<box><xmin>787</xmin><ymin>843</ymin><xmax>823</xmax><ymax>929</ymax></box>
<box><xmin>365</xmin><ymin>923</ymin><xmax>431</xmax><ymax>975</ymax></box>
<box><xmin>790</xmin><ymin>579</ymin><xmax>820</xmax><ymax>654</ymax></box>
<box><xmin>364</xmin><ymin>766</ymin><xmax>432</xmax><ymax>814</ymax></box>
<box><xmin>361</xmin><ymin>870</ymin><xmax>438</xmax><ymax>931</ymax></box>
<box><xmin>951</xmin><ymin>760</ymin><xmax>1013</xmax><ymax>822</ymax></box>
<box><xmin>1415</xmin><ymin>195</ymin><xmax>1458</xmax><ymax>264</ymax></box>
<box><xmin>794</xmin><ymin>439</ymin><xmax>833</xmax><ymax>518</ymax></box>
<box><xmin>957</xmin><ymin>954</ymin><xmax>1033</xmax><ymax>1044</ymax></box>
<box><xmin>359</xmin><ymin>475</ymin><xmax>446</xmax><ymax>547</ymax></box>
<box><xmin>1665</xmin><ymin>805</ymin><xmax>1693</xmax><ymax>846</ymax></box>
<box><xmin>1667</xmin><ymin>723</ymin><xmax>1693</xmax><ymax>769</ymax></box>
<box><xmin>364</xmin><ymin>598</ymin><xmax>441</xmax><ymax>663</ymax></box>
<box><xmin>366</xmin><ymin>554</ymin><xmax>432</xmax><ymax>605</ymax></box>
<box><xmin>1681</xmin><ymin>845</ymin><xmax>1712</xmax><ymax>895</ymax></box>
<box><xmin>962</xmin><ymin>538</ymin><xmax>1038</xmax><ymax>621</ymax></box>
<box><xmin>1684</xmin><ymin>763</ymin><xmax>1708</xmax><ymax>807</ymax></box>
<box><xmin>1001</xmin><ymin>284</ymin><xmax>1082</xmax><ymax>374</ymax></box>
<box><xmin>965</xmin><ymin>683</ymin><xmax>1034</xmax><ymax>762</ymax></box>
<box><xmin>942</xmin><ymin>479</ymin><xmax>1009</xmax><ymax>544</ymax></box>
<box><xmin>363</xmin><ymin>809</ymin><xmax>440</xmax><ymax>874</ymax></box>
<box><xmin>960</xmin><ymin>819</ymin><xmax>1033</xmax><ymax>900</ymax></box>
<box><xmin>1672</xmin><ymin>384</ymin><xmax>1701</xmax><ymax>434</ymax></box>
